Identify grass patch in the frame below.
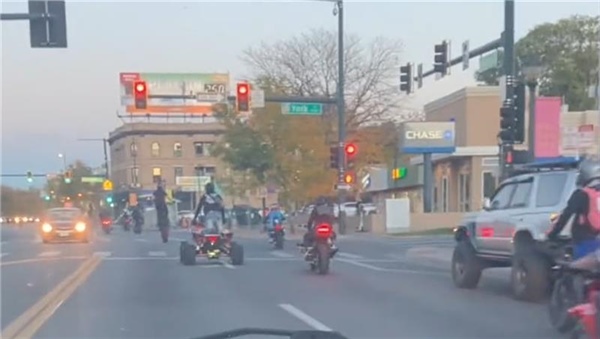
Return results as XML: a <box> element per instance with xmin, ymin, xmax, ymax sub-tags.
<box><xmin>388</xmin><ymin>228</ymin><xmax>454</xmax><ymax>236</ymax></box>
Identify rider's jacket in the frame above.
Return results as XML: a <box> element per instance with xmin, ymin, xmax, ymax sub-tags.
<box><xmin>307</xmin><ymin>204</ymin><xmax>335</xmax><ymax>231</ymax></box>
<box><xmin>265</xmin><ymin>210</ymin><xmax>285</xmax><ymax>229</ymax></box>
<box><xmin>194</xmin><ymin>193</ymin><xmax>225</xmax><ymax>221</ymax></box>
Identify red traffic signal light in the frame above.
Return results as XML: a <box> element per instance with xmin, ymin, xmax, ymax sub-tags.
<box><xmin>345</xmin><ymin>143</ymin><xmax>357</xmax><ymax>156</ymax></box>
<box><xmin>237</xmin><ymin>83</ymin><xmax>250</xmax><ymax>112</ymax></box>
<box><xmin>133</xmin><ymin>80</ymin><xmax>148</xmax><ymax>109</ymax></box>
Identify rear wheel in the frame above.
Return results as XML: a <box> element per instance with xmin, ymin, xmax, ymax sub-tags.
<box><xmin>511</xmin><ymin>249</ymin><xmax>550</xmax><ymax>302</ymax></box>
<box><xmin>316</xmin><ymin>242</ymin><xmax>330</xmax><ymax>275</ymax></box>
<box><xmin>181</xmin><ymin>243</ymin><xmax>196</xmax><ymax>266</ymax></box>
<box><xmin>275</xmin><ymin>234</ymin><xmax>284</xmax><ymax>249</ymax></box>
<box><xmin>230</xmin><ymin>242</ymin><xmax>244</xmax><ymax>266</ymax></box>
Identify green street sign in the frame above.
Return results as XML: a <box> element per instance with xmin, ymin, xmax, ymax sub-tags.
<box><xmin>281</xmin><ymin>103</ymin><xmax>323</xmax><ymax>115</ymax></box>
<box><xmin>82</xmin><ymin>176</ymin><xmax>104</xmax><ymax>183</ymax></box>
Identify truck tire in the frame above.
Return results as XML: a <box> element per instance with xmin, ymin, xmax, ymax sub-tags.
<box><xmin>511</xmin><ymin>249</ymin><xmax>550</xmax><ymax>302</ymax></box>
<box><xmin>452</xmin><ymin>240</ymin><xmax>482</xmax><ymax>289</ymax></box>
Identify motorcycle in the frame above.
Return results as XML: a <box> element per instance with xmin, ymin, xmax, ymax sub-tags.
<box><xmin>121</xmin><ymin>214</ymin><xmax>132</xmax><ymax>232</ymax></box>
<box><xmin>301</xmin><ymin>223</ymin><xmax>337</xmax><ymax>275</ymax></box>
<box><xmin>270</xmin><ymin>220</ymin><xmax>285</xmax><ymax>250</ymax></box>
<box><xmin>100</xmin><ymin>218</ymin><xmax>112</xmax><ymax>234</ymax></box>
<box><xmin>133</xmin><ymin>220</ymin><xmax>143</xmax><ymax>234</ymax></box>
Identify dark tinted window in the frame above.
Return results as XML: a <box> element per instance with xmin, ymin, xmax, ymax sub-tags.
<box><xmin>536</xmin><ymin>173</ymin><xmax>568</xmax><ymax>207</ymax></box>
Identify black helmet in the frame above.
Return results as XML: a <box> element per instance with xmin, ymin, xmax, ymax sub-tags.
<box><xmin>577</xmin><ymin>159</ymin><xmax>600</xmax><ymax>186</ymax></box>
<box><xmin>315</xmin><ymin>196</ymin><xmax>328</xmax><ymax>206</ymax></box>
<box><xmin>205</xmin><ymin>182</ymin><xmax>215</xmax><ymax>194</ymax></box>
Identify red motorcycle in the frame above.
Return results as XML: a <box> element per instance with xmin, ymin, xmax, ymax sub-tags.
<box><xmin>100</xmin><ymin>218</ymin><xmax>113</xmax><ymax>234</ymax></box>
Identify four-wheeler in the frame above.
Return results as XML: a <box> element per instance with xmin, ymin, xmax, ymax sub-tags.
<box><xmin>179</xmin><ymin>224</ymin><xmax>244</xmax><ymax>266</ymax></box>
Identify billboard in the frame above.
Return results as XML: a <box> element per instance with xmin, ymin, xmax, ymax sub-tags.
<box><xmin>400</xmin><ymin>122</ymin><xmax>456</xmax><ymax>154</ymax></box>
<box><xmin>534</xmin><ymin>97</ymin><xmax>561</xmax><ymax>159</ymax></box>
<box><xmin>119</xmin><ymin>73</ymin><xmax>229</xmax><ymax>115</ymax></box>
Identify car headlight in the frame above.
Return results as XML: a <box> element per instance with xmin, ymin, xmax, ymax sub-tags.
<box><xmin>42</xmin><ymin>223</ymin><xmax>53</xmax><ymax>233</ymax></box>
<box><xmin>75</xmin><ymin>222</ymin><xmax>86</xmax><ymax>232</ymax></box>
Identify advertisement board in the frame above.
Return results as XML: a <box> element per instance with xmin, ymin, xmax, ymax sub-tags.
<box><xmin>119</xmin><ymin>72</ymin><xmax>229</xmax><ymax>115</ymax></box>
<box><xmin>534</xmin><ymin>97</ymin><xmax>561</xmax><ymax>159</ymax></box>
<box><xmin>400</xmin><ymin>121</ymin><xmax>456</xmax><ymax>154</ymax></box>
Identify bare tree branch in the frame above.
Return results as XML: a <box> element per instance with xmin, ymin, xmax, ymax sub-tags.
<box><xmin>241</xmin><ymin>28</ymin><xmax>404</xmax><ymax>128</ymax></box>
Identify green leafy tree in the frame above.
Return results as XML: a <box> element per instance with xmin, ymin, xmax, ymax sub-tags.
<box><xmin>476</xmin><ymin>15</ymin><xmax>599</xmax><ymax>111</ymax></box>
<box><xmin>1</xmin><ymin>186</ymin><xmax>45</xmax><ymax>216</ymax></box>
<box><xmin>44</xmin><ymin>160</ymin><xmax>104</xmax><ymax>207</ymax></box>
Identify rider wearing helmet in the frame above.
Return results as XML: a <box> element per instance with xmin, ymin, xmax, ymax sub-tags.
<box><xmin>302</xmin><ymin>196</ymin><xmax>336</xmax><ymax>248</ymax></box>
<box><xmin>548</xmin><ymin>159</ymin><xmax>600</xmax><ymax>259</ymax></box>
<box><xmin>193</xmin><ymin>182</ymin><xmax>226</xmax><ymax>233</ymax></box>
<box><xmin>265</xmin><ymin>204</ymin><xmax>285</xmax><ymax>230</ymax></box>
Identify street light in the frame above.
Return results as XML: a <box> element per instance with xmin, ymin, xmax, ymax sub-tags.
<box><xmin>521</xmin><ymin>64</ymin><xmax>545</xmax><ymax>161</ymax></box>
<box><xmin>58</xmin><ymin>153</ymin><xmax>67</xmax><ymax>171</ymax></box>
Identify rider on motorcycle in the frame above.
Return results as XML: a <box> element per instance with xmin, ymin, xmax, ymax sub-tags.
<box><xmin>548</xmin><ymin>159</ymin><xmax>600</xmax><ymax>259</ymax></box>
<box><xmin>265</xmin><ymin>204</ymin><xmax>285</xmax><ymax>240</ymax></box>
<box><xmin>193</xmin><ymin>182</ymin><xmax>225</xmax><ymax>233</ymax></box>
<box><xmin>301</xmin><ymin>196</ymin><xmax>337</xmax><ymax>249</ymax></box>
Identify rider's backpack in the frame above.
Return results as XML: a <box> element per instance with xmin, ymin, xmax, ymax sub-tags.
<box><xmin>580</xmin><ymin>187</ymin><xmax>600</xmax><ymax>231</ymax></box>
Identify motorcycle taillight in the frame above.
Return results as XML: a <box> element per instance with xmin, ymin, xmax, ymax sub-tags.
<box><xmin>206</xmin><ymin>235</ymin><xmax>219</xmax><ymax>244</ymax></box>
<box><xmin>315</xmin><ymin>224</ymin><xmax>332</xmax><ymax>238</ymax></box>
<box><xmin>275</xmin><ymin>225</ymin><xmax>284</xmax><ymax>232</ymax></box>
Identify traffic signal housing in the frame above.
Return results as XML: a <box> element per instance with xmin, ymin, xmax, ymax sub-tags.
<box><xmin>513</xmin><ymin>82</ymin><xmax>526</xmax><ymax>144</ymax></box>
<box><xmin>236</xmin><ymin>83</ymin><xmax>250</xmax><ymax>112</ymax></box>
<box><xmin>329</xmin><ymin>146</ymin><xmax>339</xmax><ymax>169</ymax></box>
<box><xmin>26</xmin><ymin>171</ymin><xmax>33</xmax><ymax>183</ymax></box>
<box><xmin>64</xmin><ymin>170</ymin><xmax>72</xmax><ymax>184</ymax></box>
<box><xmin>499</xmin><ymin>106</ymin><xmax>516</xmax><ymax>144</ymax></box>
<box><xmin>433</xmin><ymin>41</ymin><xmax>449</xmax><ymax>76</ymax></box>
<box><xmin>399</xmin><ymin>63</ymin><xmax>413</xmax><ymax>94</ymax></box>
<box><xmin>133</xmin><ymin>80</ymin><xmax>148</xmax><ymax>109</ymax></box>
<box><xmin>345</xmin><ymin>143</ymin><xmax>357</xmax><ymax>169</ymax></box>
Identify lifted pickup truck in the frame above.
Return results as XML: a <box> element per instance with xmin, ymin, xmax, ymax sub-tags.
<box><xmin>451</xmin><ymin>159</ymin><xmax>579</xmax><ymax>302</ymax></box>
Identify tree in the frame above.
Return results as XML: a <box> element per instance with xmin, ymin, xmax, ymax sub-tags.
<box><xmin>44</xmin><ymin>160</ymin><xmax>104</xmax><ymax>207</ymax></box>
<box><xmin>1</xmin><ymin>186</ymin><xmax>45</xmax><ymax>216</ymax></box>
<box><xmin>241</xmin><ymin>28</ymin><xmax>404</xmax><ymax>129</ymax></box>
<box><xmin>476</xmin><ymin>15</ymin><xmax>599</xmax><ymax>111</ymax></box>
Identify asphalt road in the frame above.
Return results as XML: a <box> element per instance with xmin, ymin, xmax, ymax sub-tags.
<box><xmin>1</xmin><ymin>223</ymin><xmax>560</xmax><ymax>338</ymax></box>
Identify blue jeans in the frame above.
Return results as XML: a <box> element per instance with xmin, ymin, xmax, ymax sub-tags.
<box><xmin>573</xmin><ymin>239</ymin><xmax>600</xmax><ymax>259</ymax></box>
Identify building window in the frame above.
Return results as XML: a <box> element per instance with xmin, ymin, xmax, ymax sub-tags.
<box><xmin>441</xmin><ymin>176</ymin><xmax>449</xmax><ymax>212</ymax></box>
<box><xmin>152</xmin><ymin>167</ymin><xmax>162</xmax><ymax>183</ymax></box>
<box><xmin>173</xmin><ymin>143</ymin><xmax>182</xmax><ymax>157</ymax></box>
<box><xmin>482</xmin><ymin>171</ymin><xmax>498</xmax><ymax>199</ymax></box>
<box><xmin>459</xmin><ymin>173</ymin><xmax>471</xmax><ymax>212</ymax></box>
<box><xmin>130</xmin><ymin>142</ymin><xmax>138</xmax><ymax>156</ymax></box>
<box><xmin>131</xmin><ymin>167</ymin><xmax>139</xmax><ymax>184</ymax></box>
<box><xmin>433</xmin><ymin>185</ymin><xmax>439</xmax><ymax>212</ymax></box>
<box><xmin>195</xmin><ymin>166</ymin><xmax>216</xmax><ymax>177</ymax></box>
<box><xmin>194</xmin><ymin>142</ymin><xmax>213</xmax><ymax>156</ymax></box>
<box><xmin>151</xmin><ymin>142</ymin><xmax>160</xmax><ymax>157</ymax></box>
<box><xmin>174</xmin><ymin>167</ymin><xmax>183</xmax><ymax>183</ymax></box>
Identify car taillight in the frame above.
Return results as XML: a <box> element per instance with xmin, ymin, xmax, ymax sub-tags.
<box><xmin>206</xmin><ymin>235</ymin><xmax>219</xmax><ymax>244</ymax></box>
<box><xmin>315</xmin><ymin>224</ymin><xmax>332</xmax><ymax>238</ymax></box>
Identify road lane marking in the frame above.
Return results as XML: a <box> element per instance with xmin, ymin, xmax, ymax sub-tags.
<box><xmin>337</xmin><ymin>252</ymin><xmax>364</xmax><ymax>260</ymax></box>
<box><xmin>148</xmin><ymin>251</ymin><xmax>167</xmax><ymax>257</ymax></box>
<box><xmin>222</xmin><ymin>262</ymin><xmax>236</xmax><ymax>269</ymax></box>
<box><xmin>0</xmin><ymin>256</ymin><xmax>88</xmax><ymax>267</ymax></box>
<box><xmin>336</xmin><ymin>258</ymin><xmax>386</xmax><ymax>271</ymax></box>
<box><xmin>104</xmin><ymin>256</ymin><xmax>178</xmax><ymax>261</ymax></box>
<box><xmin>93</xmin><ymin>251</ymin><xmax>112</xmax><ymax>257</ymax></box>
<box><xmin>134</xmin><ymin>238</ymin><xmax>148</xmax><ymax>242</ymax></box>
<box><xmin>270</xmin><ymin>251</ymin><xmax>294</xmax><ymax>258</ymax></box>
<box><xmin>279</xmin><ymin>304</ymin><xmax>333</xmax><ymax>332</ymax></box>
<box><xmin>171</xmin><ymin>237</ymin><xmax>186</xmax><ymax>241</ymax></box>
<box><xmin>2</xmin><ymin>255</ymin><xmax>102</xmax><ymax>339</ymax></box>
<box><xmin>38</xmin><ymin>251</ymin><xmax>61</xmax><ymax>257</ymax></box>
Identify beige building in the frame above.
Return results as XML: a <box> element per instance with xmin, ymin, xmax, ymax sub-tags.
<box><xmin>108</xmin><ymin>122</ymin><xmax>277</xmax><ymax>208</ymax></box>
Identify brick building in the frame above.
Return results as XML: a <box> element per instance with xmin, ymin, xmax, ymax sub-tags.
<box><xmin>107</xmin><ymin>122</ymin><xmax>277</xmax><ymax>208</ymax></box>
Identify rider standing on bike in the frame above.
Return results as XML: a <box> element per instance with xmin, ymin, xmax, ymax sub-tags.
<box><xmin>548</xmin><ymin>159</ymin><xmax>600</xmax><ymax>259</ymax></box>
<box><xmin>154</xmin><ymin>182</ymin><xmax>170</xmax><ymax>242</ymax></box>
<box><xmin>193</xmin><ymin>182</ymin><xmax>225</xmax><ymax>233</ymax></box>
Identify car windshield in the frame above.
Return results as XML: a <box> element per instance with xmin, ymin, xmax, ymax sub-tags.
<box><xmin>2</xmin><ymin>1</ymin><xmax>597</xmax><ymax>339</ymax></box>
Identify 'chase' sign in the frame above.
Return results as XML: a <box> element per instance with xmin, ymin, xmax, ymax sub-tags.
<box><xmin>400</xmin><ymin>121</ymin><xmax>456</xmax><ymax>154</ymax></box>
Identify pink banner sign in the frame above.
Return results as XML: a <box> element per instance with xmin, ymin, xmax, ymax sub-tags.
<box><xmin>534</xmin><ymin>97</ymin><xmax>562</xmax><ymax>158</ymax></box>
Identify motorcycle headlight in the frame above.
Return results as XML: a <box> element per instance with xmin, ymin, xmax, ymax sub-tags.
<box><xmin>75</xmin><ymin>222</ymin><xmax>86</xmax><ymax>232</ymax></box>
<box><xmin>42</xmin><ymin>223</ymin><xmax>53</xmax><ymax>233</ymax></box>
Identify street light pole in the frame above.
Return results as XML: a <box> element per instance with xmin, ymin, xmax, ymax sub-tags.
<box><xmin>334</xmin><ymin>0</ymin><xmax>346</xmax><ymax>234</ymax></box>
<box><xmin>77</xmin><ymin>138</ymin><xmax>110</xmax><ymax>179</ymax></box>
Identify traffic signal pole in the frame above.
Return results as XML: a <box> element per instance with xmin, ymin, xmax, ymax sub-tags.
<box><xmin>335</xmin><ymin>0</ymin><xmax>347</xmax><ymax>234</ymax></box>
<box><xmin>500</xmin><ymin>0</ymin><xmax>516</xmax><ymax>180</ymax></box>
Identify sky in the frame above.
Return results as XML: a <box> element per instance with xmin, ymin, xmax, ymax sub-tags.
<box><xmin>1</xmin><ymin>0</ymin><xmax>598</xmax><ymax>189</ymax></box>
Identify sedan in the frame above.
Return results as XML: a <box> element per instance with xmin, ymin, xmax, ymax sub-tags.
<box><xmin>40</xmin><ymin>207</ymin><xmax>91</xmax><ymax>243</ymax></box>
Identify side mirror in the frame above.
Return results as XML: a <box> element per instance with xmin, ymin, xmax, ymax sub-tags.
<box><xmin>482</xmin><ymin>198</ymin><xmax>491</xmax><ymax>210</ymax></box>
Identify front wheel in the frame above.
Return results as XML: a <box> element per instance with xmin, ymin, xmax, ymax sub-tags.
<box><xmin>511</xmin><ymin>250</ymin><xmax>550</xmax><ymax>302</ymax></box>
<box><xmin>451</xmin><ymin>241</ymin><xmax>482</xmax><ymax>289</ymax></box>
<box><xmin>549</xmin><ymin>274</ymin><xmax>582</xmax><ymax>333</ymax></box>
<box><xmin>316</xmin><ymin>242</ymin><xmax>330</xmax><ymax>275</ymax></box>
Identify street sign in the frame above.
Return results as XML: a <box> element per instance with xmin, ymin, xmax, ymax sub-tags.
<box><xmin>281</xmin><ymin>103</ymin><xmax>323</xmax><ymax>115</ymax></box>
<box><xmin>102</xmin><ymin>179</ymin><xmax>113</xmax><ymax>191</ymax></box>
<box><xmin>176</xmin><ymin>176</ymin><xmax>211</xmax><ymax>190</ymax></box>
<box><xmin>479</xmin><ymin>50</ymin><xmax>501</xmax><ymax>73</ymax></box>
<box><xmin>462</xmin><ymin>40</ymin><xmax>470</xmax><ymax>70</ymax></box>
<box><xmin>335</xmin><ymin>183</ymin><xmax>351</xmax><ymax>191</ymax></box>
<box><xmin>251</xmin><ymin>89</ymin><xmax>265</xmax><ymax>108</ymax></box>
<box><xmin>82</xmin><ymin>176</ymin><xmax>104</xmax><ymax>184</ymax></box>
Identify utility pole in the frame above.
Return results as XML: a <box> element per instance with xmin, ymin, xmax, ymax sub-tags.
<box><xmin>500</xmin><ymin>0</ymin><xmax>516</xmax><ymax>180</ymax></box>
<box><xmin>335</xmin><ymin>0</ymin><xmax>347</xmax><ymax>234</ymax></box>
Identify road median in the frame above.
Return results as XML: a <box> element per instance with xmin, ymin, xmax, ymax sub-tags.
<box><xmin>1</xmin><ymin>255</ymin><xmax>102</xmax><ymax>339</ymax></box>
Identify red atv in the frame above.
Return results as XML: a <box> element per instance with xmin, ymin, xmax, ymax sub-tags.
<box><xmin>179</xmin><ymin>221</ymin><xmax>244</xmax><ymax>266</ymax></box>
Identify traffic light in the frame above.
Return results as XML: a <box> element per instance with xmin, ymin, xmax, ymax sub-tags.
<box><xmin>343</xmin><ymin>171</ymin><xmax>356</xmax><ymax>185</ymax></box>
<box><xmin>44</xmin><ymin>195</ymin><xmax>51</xmax><ymax>201</ymax></box>
<box><xmin>106</xmin><ymin>195</ymin><xmax>113</xmax><ymax>204</ymax></box>
<box><xmin>329</xmin><ymin>146</ymin><xmax>339</xmax><ymax>169</ymax></box>
<box><xmin>513</xmin><ymin>82</ymin><xmax>526</xmax><ymax>144</ymax></box>
<box><xmin>64</xmin><ymin>170</ymin><xmax>72</xmax><ymax>184</ymax></box>
<box><xmin>26</xmin><ymin>171</ymin><xmax>33</xmax><ymax>183</ymax></box>
<box><xmin>399</xmin><ymin>63</ymin><xmax>413</xmax><ymax>94</ymax></box>
<box><xmin>499</xmin><ymin>106</ymin><xmax>516</xmax><ymax>144</ymax></box>
<box><xmin>236</xmin><ymin>82</ymin><xmax>250</xmax><ymax>112</ymax></box>
<box><xmin>433</xmin><ymin>41</ymin><xmax>449</xmax><ymax>76</ymax></box>
<box><xmin>133</xmin><ymin>80</ymin><xmax>148</xmax><ymax>109</ymax></box>
<box><xmin>345</xmin><ymin>143</ymin><xmax>357</xmax><ymax>169</ymax></box>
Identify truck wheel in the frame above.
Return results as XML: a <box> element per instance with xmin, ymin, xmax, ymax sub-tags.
<box><xmin>451</xmin><ymin>241</ymin><xmax>482</xmax><ymax>289</ymax></box>
<box><xmin>511</xmin><ymin>249</ymin><xmax>550</xmax><ymax>302</ymax></box>
<box><xmin>230</xmin><ymin>242</ymin><xmax>244</xmax><ymax>266</ymax></box>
